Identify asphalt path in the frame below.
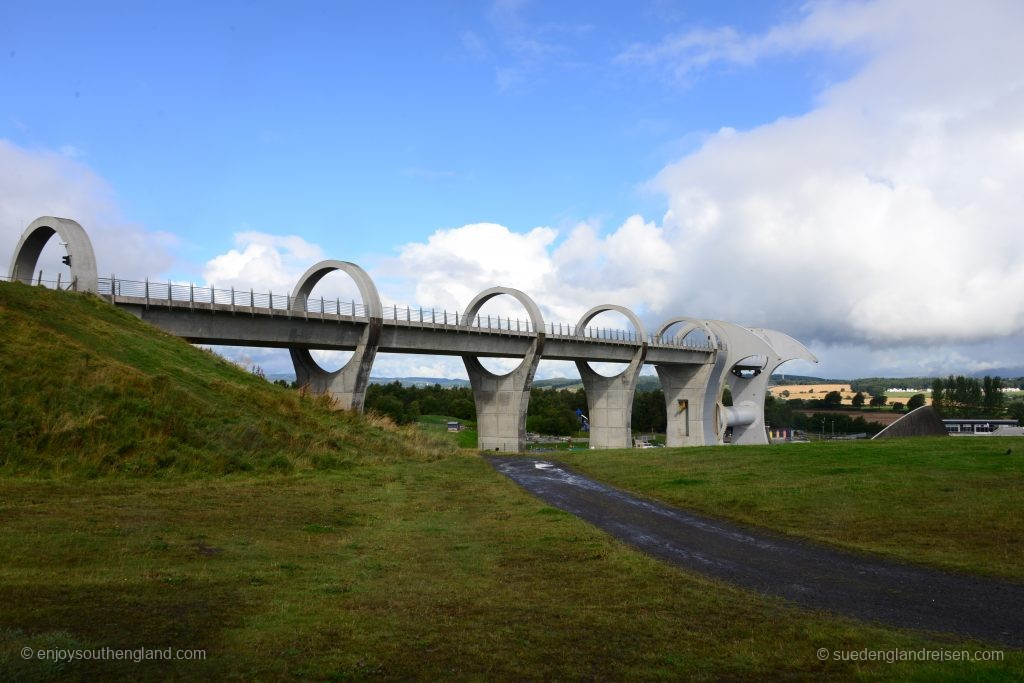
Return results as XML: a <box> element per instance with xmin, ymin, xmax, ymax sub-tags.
<box><xmin>490</xmin><ymin>456</ymin><xmax>1024</xmax><ymax>647</ymax></box>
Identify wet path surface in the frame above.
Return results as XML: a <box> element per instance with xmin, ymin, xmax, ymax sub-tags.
<box><xmin>490</xmin><ymin>457</ymin><xmax>1024</xmax><ymax>647</ymax></box>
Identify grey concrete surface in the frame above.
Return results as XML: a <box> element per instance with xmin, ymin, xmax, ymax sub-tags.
<box><xmin>9</xmin><ymin>216</ymin><xmax>98</xmax><ymax>293</ymax></box>
<box><xmin>575</xmin><ymin>304</ymin><xmax>648</xmax><ymax>449</ymax></box>
<box><xmin>288</xmin><ymin>260</ymin><xmax>383</xmax><ymax>410</ymax></box>
<box><xmin>461</xmin><ymin>287</ymin><xmax>546</xmax><ymax>452</ymax></box>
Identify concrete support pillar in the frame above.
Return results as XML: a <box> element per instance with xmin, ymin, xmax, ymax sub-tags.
<box><xmin>656</xmin><ymin>361</ymin><xmax>721</xmax><ymax>447</ymax></box>
<box><xmin>653</xmin><ymin>316</ymin><xmax>726</xmax><ymax>446</ymax></box>
<box><xmin>289</xmin><ymin>260</ymin><xmax>382</xmax><ymax>411</ymax></box>
<box><xmin>574</xmin><ymin>305</ymin><xmax>647</xmax><ymax>449</ymax></box>
<box><xmin>9</xmin><ymin>216</ymin><xmax>98</xmax><ymax>293</ymax></box>
<box><xmin>731</xmin><ymin>327</ymin><xmax>818</xmax><ymax>444</ymax></box>
<box><xmin>724</xmin><ymin>372</ymin><xmax>771</xmax><ymax>445</ymax></box>
<box><xmin>704</xmin><ymin>321</ymin><xmax>776</xmax><ymax>445</ymax></box>
<box><xmin>700</xmin><ymin>321</ymin><xmax>818</xmax><ymax>445</ymax></box>
<box><xmin>461</xmin><ymin>287</ymin><xmax>545</xmax><ymax>452</ymax></box>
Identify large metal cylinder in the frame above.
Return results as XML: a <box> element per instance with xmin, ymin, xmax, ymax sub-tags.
<box><xmin>723</xmin><ymin>403</ymin><xmax>757</xmax><ymax>427</ymax></box>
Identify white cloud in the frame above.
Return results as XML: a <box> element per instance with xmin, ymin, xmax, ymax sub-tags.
<box><xmin>625</xmin><ymin>0</ymin><xmax>1024</xmax><ymax>354</ymax></box>
<box><xmin>201</xmin><ymin>232</ymin><xmax>328</xmax><ymax>294</ymax></box>
<box><xmin>0</xmin><ymin>139</ymin><xmax>174</xmax><ymax>281</ymax></box>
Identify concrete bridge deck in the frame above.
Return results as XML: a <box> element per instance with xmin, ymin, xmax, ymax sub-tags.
<box><xmin>8</xmin><ymin>216</ymin><xmax>819</xmax><ymax>452</ymax></box>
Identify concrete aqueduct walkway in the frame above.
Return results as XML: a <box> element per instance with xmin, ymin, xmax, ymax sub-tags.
<box><xmin>8</xmin><ymin>215</ymin><xmax>818</xmax><ymax>452</ymax></box>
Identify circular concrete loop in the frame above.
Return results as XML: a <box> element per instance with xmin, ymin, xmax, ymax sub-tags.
<box><xmin>655</xmin><ymin>316</ymin><xmax>717</xmax><ymax>348</ymax></box>
<box><xmin>9</xmin><ymin>216</ymin><xmax>99</xmax><ymax>293</ymax></box>
<box><xmin>290</xmin><ymin>259</ymin><xmax>382</xmax><ymax>318</ymax></box>
<box><xmin>461</xmin><ymin>286</ymin><xmax>544</xmax><ymax>378</ymax></box>
<box><xmin>575</xmin><ymin>304</ymin><xmax>646</xmax><ymax>379</ymax></box>
<box><xmin>290</xmin><ymin>260</ymin><xmax>382</xmax><ymax>377</ymax></box>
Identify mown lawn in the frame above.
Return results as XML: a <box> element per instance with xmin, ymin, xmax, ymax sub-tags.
<box><xmin>558</xmin><ymin>437</ymin><xmax>1024</xmax><ymax>582</ymax></box>
<box><xmin>2</xmin><ymin>452</ymin><xmax>1022</xmax><ymax>680</ymax></box>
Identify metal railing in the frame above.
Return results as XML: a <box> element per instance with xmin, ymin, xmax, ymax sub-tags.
<box><xmin>4</xmin><ymin>272</ymin><xmax>717</xmax><ymax>350</ymax></box>
<box><xmin>0</xmin><ymin>272</ymin><xmax>80</xmax><ymax>291</ymax></box>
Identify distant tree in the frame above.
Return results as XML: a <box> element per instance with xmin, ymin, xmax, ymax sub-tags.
<box><xmin>406</xmin><ymin>400</ymin><xmax>421</xmax><ymax>418</ymax></box>
<box><xmin>869</xmin><ymin>394</ymin><xmax>887</xmax><ymax>407</ymax></box>
<box><xmin>851</xmin><ymin>391</ymin><xmax>865</xmax><ymax>408</ymax></box>
<box><xmin>449</xmin><ymin>397</ymin><xmax>475</xmax><ymax>421</ymax></box>
<box><xmin>373</xmin><ymin>395</ymin><xmax>406</xmax><ymax>423</ymax></box>
<box><xmin>891</xmin><ymin>402</ymin><xmax>904</xmax><ymax>412</ymax></box>
<box><xmin>906</xmin><ymin>393</ymin><xmax>926</xmax><ymax>411</ymax></box>
<box><xmin>823</xmin><ymin>391</ymin><xmax>843</xmax><ymax>408</ymax></box>
<box><xmin>721</xmin><ymin>387</ymin><xmax>733</xmax><ymax>407</ymax></box>
<box><xmin>982</xmin><ymin>376</ymin><xmax>1005</xmax><ymax>416</ymax></box>
<box><xmin>1008</xmin><ymin>402</ymin><xmax>1024</xmax><ymax>426</ymax></box>
<box><xmin>931</xmin><ymin>378</ymin><xmax>945</xmax><ymax>415</ymax></box>
<box><xmin>419</xmin><ymin>395</ymin><xmax>441</xmax><ymax>416</ymax></box>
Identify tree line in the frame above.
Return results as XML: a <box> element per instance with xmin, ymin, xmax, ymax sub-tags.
<box><xmin>296</xmin><ymin>376</ymin><xmax>1023</xmax><ymax>437</ymax></box>
<box><xmin>362</xmin><ymin>382</ymin><xmax>669</xmax><ymax>436</ymax></box>
<box><xmin>931</xmin><ymin>375</ymin><xmax>1009</xmax><ymax>418</ymax></box>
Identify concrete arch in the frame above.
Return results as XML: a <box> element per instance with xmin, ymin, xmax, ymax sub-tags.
<box><xmin>577</xmin><ymin>304</ymin><xmax>647</xmax><ymax>342</ymax></box>
<box><xmin>290</xmin><ymin>260</ymin><xmax>382</xmax><ymax>318</ymax></box>
<box><xmin>654</xmin><ymin>316</ymin><xmax>718</xmax><ymax>348</ymax></box>
<box><xmin>574</xmin><ymin>304</ymin><xmax>648</xmax><ymax>448</ymax></box>
<box><xmin>288</xmin><ymin>260</ymin><xmax>382</xmax><ymax>411</ymax></box>
<box><xmin>9</xmin><ymin>216</ymin><xmax>98</xmax><ymax>293</ymax></box>
<box><xmin>461</xmin><ymin>286</ymin><xmax>545</xmax><ymax>452</ymax></box>
<box><xmin>460</xmin><ymin>286</ymin><xmax>545</xmax><ymax>379</ymax></box>
<box><xmin>461</xmin><ymin>286</ymin><xmax>544</xmax><ymax>336</ymax></box>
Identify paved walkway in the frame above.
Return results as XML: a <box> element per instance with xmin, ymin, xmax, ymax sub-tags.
<box><xmin>490</xmin><ymin>457</ymin><xmax>1024</xmax><ymax>647</ymax></box>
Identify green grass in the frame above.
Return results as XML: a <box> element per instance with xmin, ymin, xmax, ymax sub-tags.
<box><xmin>416</xmin><ymin>414</ymin><xmax>478</xmax><ymax>448</ymax></box>
<box><xmin>3</xmin><ymin>459</ymin><xmax>1022</xmax><ymax>680</ymax></box>
<box><xmin>0</xmin><ymin>282</ymin><xmax>453</xmax><ymax>476</ymax></box>
<box><xmin>2</xmin><ymin>283</ymin><xmax>1022</xmax><ymax>678</ymax></box>
<box><xmin>558</xmin><ymin>438</ymin><xmax>1024</xmax><ymax>581</ymax></box>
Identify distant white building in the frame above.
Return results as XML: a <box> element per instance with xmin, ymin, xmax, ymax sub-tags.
<box><xmin>943</xmin><ymin>418</ymin><xmax>1019</xmax><ymax>435</ymax></box>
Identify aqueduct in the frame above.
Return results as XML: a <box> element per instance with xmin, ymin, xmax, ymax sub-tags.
<box><xmin>7</xmin><ymin>216</ymin><xmax>817</xmax><ymax>451</ymax></box>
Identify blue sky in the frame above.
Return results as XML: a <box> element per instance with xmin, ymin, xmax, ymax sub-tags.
<box><xmin>3</xmin><ymin>1</ymin><xmax>829</xmax><ymax>261</ymax></box>
<box><xmin>3</xmin><ymin>1</ymin><xmax>1024</xmax><ymax>379</ymax></box>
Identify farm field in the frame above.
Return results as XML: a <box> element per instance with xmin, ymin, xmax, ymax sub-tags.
<box><xmin>769</xmin><ymin>383</ymin><xmax>932</xmax><ymax>406</ymax></box>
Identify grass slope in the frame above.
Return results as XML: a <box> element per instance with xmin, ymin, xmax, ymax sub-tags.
<box><xmin>1</xmin><ymin>284</ymin><xmax>1021</xmax><ymax>679</ymax></box>
<box><xmin>0</xmin><ymin>283</ymin><xmax>451</xmax><ymax>476</ymax></box>
<box><xmin>559</xmin><ymin>438</ymin><xmax>1024</xmax><ymax>581</ymax></box>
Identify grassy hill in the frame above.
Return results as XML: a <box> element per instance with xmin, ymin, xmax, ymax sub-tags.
<box><xmin>0</xmin><ymin>282</ymin><xmax>452</xmax><ymax>477</ymax></box>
